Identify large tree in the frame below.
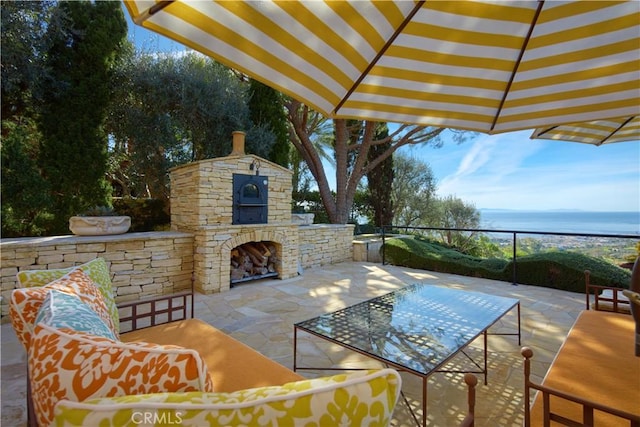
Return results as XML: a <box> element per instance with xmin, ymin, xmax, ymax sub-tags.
<box><xmin>248</xmin><ymin>79</ymin><xmax>289</xmax><ymax>167</ymax></box>
<box><xmin>366</xmin><ymin>124</ymin><xmax>394</xmax><ymax>228</ymax></box>
<box><xmin>391</xmin><ymin>153</ymin><xmax>437</xmax><ymax>227</ymax></box>
<box><xmin>0</xmin><ymin>0</ymin><xmax>53</xmax><ymax>125</ymax></box>
<box><xmin>106</xmin><ymin>52</ymin><xmax>276</xmax><ymax>202</ymax></box>
<box><xmin>38</xmin><ymin>0</ymin><xmax>127</xmax><ymax>233</ymax></box>
<box><xmin>1</xmin><ymin>1</ymin><xmax>57</xmax><ymax>236</ymax></box>
<box><xmin>286</xmin><ymin>99</ymin><xmax>452</xmax><ymax>224</ymax></box>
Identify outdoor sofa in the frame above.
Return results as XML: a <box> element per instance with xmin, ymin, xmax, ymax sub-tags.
<box><xmin>9</xmin><ymin>257</ymin><xmax>481</xmax><ymax>426</ymax></box>
<box><xmin>9</xmin><ymin>257</ymin><xmax>402</xmax><ymax>426</ymax></box>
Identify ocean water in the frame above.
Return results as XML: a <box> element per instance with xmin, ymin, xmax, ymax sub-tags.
<box><xmin>479</xmin><ymin>210</ymin><xmax>639</xmax><ymax>235</ymax></box>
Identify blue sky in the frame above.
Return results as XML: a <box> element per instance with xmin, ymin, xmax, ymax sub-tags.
<box><xmin>125</xmin><ymin>11</ymin><xmax>640</xmax><ymax>213</ymax></box>
<box><xmin>401</xmin><ymin>131</ymin><xmax>639</xmax><ymax>212</ymax></box>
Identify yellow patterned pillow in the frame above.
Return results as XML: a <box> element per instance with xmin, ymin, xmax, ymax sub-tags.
<box><xmin>16</xmin><ymin>257</ymin><xmax>119</xmax><ymax>331</ymax></box>
<box><xmin>53</xmin><ymin>369</ymin><xmax>401</xmax><ymax>427</ymax></box>
<box><xmin>10</xmin><ymin>269</ymin><xmax>119</xmax><ymax>350</ymax></box>
<box><xmin>30</xmin><ymin>323</ymin><xmax>215</xmax><ymax>427</ymax></box>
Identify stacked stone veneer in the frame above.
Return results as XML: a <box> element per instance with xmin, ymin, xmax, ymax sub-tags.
<box><xmin>170</xmin><ymin>151</ymin><xmax>356</xmax><ymax>293</ymax></box>
<box><xmin>0</xmin><ymin>232</ymin><xmax>193</xmax><ymax>318</ymax></box>
<box><xmin>170</xmin><ymin>154</ymin><xmax>293</xmax><ymax>231</ymax></box>
<box><xmin>172</xmin><ymin>153</ymin><xmax>289</xmax><ymax>293</ymax></box>
<box><xmin>194</xmin><ymin>224</ymin><xmax>299</xmax><ymax>293</ymax></box>
<box><xmin>299</xmin><ymin>225</ymin><xmax>355</xmax><ymax>267</ymax></box>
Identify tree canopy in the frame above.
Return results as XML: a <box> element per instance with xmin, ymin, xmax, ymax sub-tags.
<box><xmin>105</xmin><ymin>51</ymin><xmax>274</xmax><ymax>200</ymax></box>
<box><xmin>1</xmin><ymin>3</ymin><xmax>479</xmax><ymax>236</ymax></box>
<box><xmin>37</xmin><ymin>1</ymin><xmax>127</xmax><ymax>232</ymax></box>
<box><xmin>286</xmin><ymin>99</ymin><xmax>458</xmax><ymax>224</ymax></box>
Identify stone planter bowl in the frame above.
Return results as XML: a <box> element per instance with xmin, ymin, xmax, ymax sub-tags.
<box><xmin>69</xmin><ymin>216</ymin><xmax>131</xmax><ymax>236</ymax></box>
<box><xmin>291</xmin><ymin>213</ymin><xmax>314</xmax><ymax>226</ymax></box>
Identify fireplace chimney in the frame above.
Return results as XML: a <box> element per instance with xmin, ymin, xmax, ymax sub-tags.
<box><xmin>230</xmin><ymin>131</ymin><xmax>246</xmax><ymax>156</ymax></box>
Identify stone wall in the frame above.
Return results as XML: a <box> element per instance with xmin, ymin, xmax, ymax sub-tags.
<box><xmin>0</xmin><ymin>226</ymin><xmax>357</xmax><ymax>320</ymax></box>
<box><xmin>299</xmin><ymin>224</ymin><xmax>355</xmax><ymax>268</ymax></box>
<box><xmin>0</xmin><ymin>232</ymin><xmax>194</xmax><ymax>318</ymax></box>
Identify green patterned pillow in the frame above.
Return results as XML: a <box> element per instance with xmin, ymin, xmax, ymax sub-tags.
<box><xmin>53</xmin><ymin>369</ymin><xmax>402</xmax><ymax>427</ymax></box>
<box><xmin>16</xmin><ymin>257</ymin><xmax>118</xmax><ymax>331</ymax></box>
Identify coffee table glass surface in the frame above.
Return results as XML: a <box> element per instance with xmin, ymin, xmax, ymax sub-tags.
<box><xmin>295</xmin><ymin>284</ymin><xmax>519</xmax><ymax>375</ymax></box>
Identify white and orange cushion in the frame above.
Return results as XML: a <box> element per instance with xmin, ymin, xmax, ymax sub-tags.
<box><xmin>16</xmin><ymin>257</ymin><xmax>119</xmax><ymax>330</ymax></box>
<box><xmin>29</xmin><ymin>323</ymin><xmax>214</xmax><ymax>427</ymax></box>
<box><xmin>10</xmin><ymin>269</ymin><xmax>118</xmax><ymax>350</ymax></box>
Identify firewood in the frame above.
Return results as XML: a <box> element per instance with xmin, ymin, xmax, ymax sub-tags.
<box><xmin>256</xmin><ymin>242</ymin><xmax>271</xmax><ymax>256</ymax></box>
<box><xmin>244</xmin><ymin>244</ymin><xmax>268</xmax><ymax>265</ymax></box>
<box><xmin>252</xmin><ymin>266</ymin><xmax>268</xmax><ymax>276</ymax></box>
<box><xmin>230</xmin><ymin>242</ymin><xmax>279</xmax><ymax>282</ymax></box>
<box><xmin>230</xmin><ymin>268</ymin><xmax>244</xmax><ymax>281</ymax></box>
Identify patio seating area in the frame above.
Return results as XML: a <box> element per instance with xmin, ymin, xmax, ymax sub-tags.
<box><xmin>1</xmin><ymin>261</ymin><xmax>586</xmax><ymax>426</ymax></box>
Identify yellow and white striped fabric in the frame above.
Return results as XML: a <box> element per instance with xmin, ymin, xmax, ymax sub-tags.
<box><xmin>531</xmin><ymin>116</ymin><xmax>640</xmax><ymax>145</ymax></box>
<box><xmin>125</xmin><ymin>1</ymin><xmax>640</xmax><ymax>134</ymax></box>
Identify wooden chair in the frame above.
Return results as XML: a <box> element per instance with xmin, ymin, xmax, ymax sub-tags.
<box><xmin>460</xmin><ymin>373</ymin><xmax>478</xmax><ymax>427</ymax></box>
<box><xmin>624</xmin><ymin>256</ymin><xmax>640</xmax><ymax>356</ymax></box>
<box><xmin>584</xmin><ymin>257</ymin><xmax>639</xmax><ymax>314</ymax></box>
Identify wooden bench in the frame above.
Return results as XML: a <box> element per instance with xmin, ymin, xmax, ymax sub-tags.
<box><xmin>521</xmin><ymin>257</ymin><xmax>640</xmax><ymax>426</ymax></box>
<box><xmin>522</xmin><ymin>265</ymin><xmax>640</xmax><ymax>427</ymax></box>
<box><xmin>460</xmin><ymin>373</ymin><xmax>478</xmax><ymax>427</ymax></box>
<box><xmin>522</xmin><ymin>310</ymin><xmax>639</xmax><ymax>426</ymax></box>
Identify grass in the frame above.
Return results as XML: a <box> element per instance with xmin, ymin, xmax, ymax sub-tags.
<box><xmin>383</xmin><ymin>236</ymin><xmax>632</xmax><ymax>293</ymax></box>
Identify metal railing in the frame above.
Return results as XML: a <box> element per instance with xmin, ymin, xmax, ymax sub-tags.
<box><xmin>381</xmin><ymin>225</ymin><xmax>638</xmax><ymax>285</ymax></box>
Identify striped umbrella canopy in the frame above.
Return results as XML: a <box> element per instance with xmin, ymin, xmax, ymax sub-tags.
<box><xmin>124</xmin><ymin>1</ymin><xmax>640</xmax><ymax>134</ymax></box>
<box><xmin>531</xmin><ymin>116</ymin><xmax>640</xmax><ymax>145</ymax></box>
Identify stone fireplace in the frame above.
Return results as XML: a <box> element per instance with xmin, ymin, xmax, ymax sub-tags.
<box><xmin>170</xmin><ymin>132</ymin><xmax>299</xmax><ymax>293</ymax></box>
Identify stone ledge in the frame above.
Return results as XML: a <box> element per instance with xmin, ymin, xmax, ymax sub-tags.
<box><xmin>0</xmin><ymin>231</ymin><xmax>193</xmax><ymax>248</ymax></box>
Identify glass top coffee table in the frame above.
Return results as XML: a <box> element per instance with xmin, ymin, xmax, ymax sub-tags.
<box><xmin>294</xmin><ymin>284</ymin><xmax>520</xmax><ymax>426</ymax></box>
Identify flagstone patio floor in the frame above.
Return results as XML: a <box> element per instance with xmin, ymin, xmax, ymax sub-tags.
<box><xmin>1</xmin><ymin>261</ymin><xmax>586</xmax><ymax>426</ymax></box>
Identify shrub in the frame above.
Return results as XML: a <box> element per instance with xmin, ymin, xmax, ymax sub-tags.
<box><xmin>383</xmin><ymin>236</ymin><xmax>632</xmax><ymax>294</ymax></box>
<box><xmin>509</xmin><ymin>252</ymin><xmax>631</xmax><ymax>292</ymax></box>
<box><xmin>383</xmin><ymin>237</ymin><xmax>507</xmax><ymax>281</ymax></box>
<box><xmin>113</xmin><ymin>198</ymin><xmax>170</xmax><ymax>232</ymax></box>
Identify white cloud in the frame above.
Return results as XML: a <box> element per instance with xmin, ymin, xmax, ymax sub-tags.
<box><xmin>438</xmin><ymin>131</ymin><xmax>542</xmax><ymax>197</ymax></box>
<box><xmin>449</xmin><ymin>136</ymin><xmax>497</xmax><ymax>179</ymax></box>
<box><xmin>436</xmin><ymin>132</ymin><xmax>639</xmax><ymax>211</ymax></box>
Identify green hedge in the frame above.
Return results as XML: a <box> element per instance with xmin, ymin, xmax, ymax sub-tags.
<box><xmin>383</xmin><ymin>236</ymin><xmax>631</xmax><ymax>293</ymax></box>
<box><xmin>507</xmin><ymin>252</ymin><xmax>630</xmax><ymax>292</ymax></box>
